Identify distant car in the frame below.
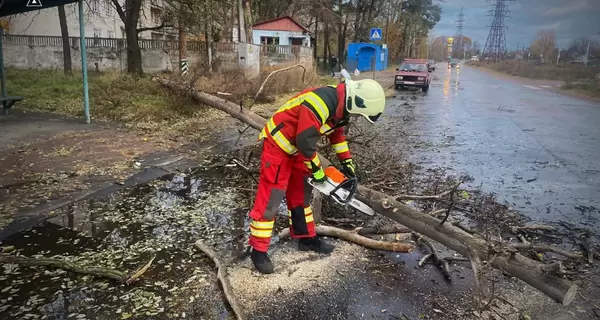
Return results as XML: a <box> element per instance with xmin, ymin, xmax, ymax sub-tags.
<box><xmin>450</xmin><ymin>58</ymin><xmax>459</xmax><ymax>68</ymax></box>
<box><xmin>471</xmin><ymin>55</ymin><xmax>479</xmax><ymax>61</ymax></box>
<box><xmin>395</xmin><ymin>58</ymin><xmax>432</xmax><ymax>92</ymax></box>
<box><xmin>427</xmin><ymin>59</ymin><xmax>436</xmax><ymax>71</ymax></box>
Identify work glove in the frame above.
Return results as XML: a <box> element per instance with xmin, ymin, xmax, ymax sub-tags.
<box><xmin>341</xmin><ymin>158</ymin><xmax>356</xmax><ymax>178</ymax></box>
<box><xmin>312</xmin><ymin>166</ymin><xmax>327</xmax><ymax>184</ymax></box>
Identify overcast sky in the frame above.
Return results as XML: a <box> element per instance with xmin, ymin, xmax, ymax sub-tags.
<box><xmin>432</xmin><ymin>0</ymin><xmax>600</xmax><ymax>49</ymax></box>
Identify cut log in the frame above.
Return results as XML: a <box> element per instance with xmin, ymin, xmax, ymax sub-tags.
<box><xmin>155</xmin><ymin>77</ymin><xmax>580</xmax><ymax>306</ymax></box>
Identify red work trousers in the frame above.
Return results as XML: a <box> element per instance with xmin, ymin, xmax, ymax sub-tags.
<box><xmin>248</xmin><ymin>139</ymin><xmax>316</xmax><ymax>252</ymax></box>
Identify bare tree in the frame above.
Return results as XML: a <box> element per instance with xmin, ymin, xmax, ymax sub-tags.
<box><xmin>530</xmin><ymin>29</ymin><xmax>556</xmax><ymax>62</ymax></box>
<box><xmin>110</xmin><ymin>0</ymin><xmax>170</xmax><ymax>75</ymax></box>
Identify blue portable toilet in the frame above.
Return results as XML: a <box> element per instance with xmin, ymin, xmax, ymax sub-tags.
<box><xmin>346</xmin><ymin>43</ymin><xmax>388</xmax><ymax>72</ymax></box>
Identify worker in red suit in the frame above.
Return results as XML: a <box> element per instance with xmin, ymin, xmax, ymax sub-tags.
<box><xmin>248</xmin><ymin>78</ymin><xmax>386</xmax><ymax>274</ymax></box>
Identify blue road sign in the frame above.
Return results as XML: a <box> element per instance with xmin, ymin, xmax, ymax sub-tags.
<box><xmin>370</xmin><ymin>28</ymin><xmax>383</xmax><ymax>41</ymax></box>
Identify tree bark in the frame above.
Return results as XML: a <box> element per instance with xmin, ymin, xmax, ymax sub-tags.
<box><xmin>242</xmin><ymin>0</ymin><xmax>253</xmax><ymax>44</ymax></box>
<box><xmin>112</xmin><ymin>0</ymin><xmax>143</xmax><ymax>75</ymax></box>
<box><xmin>57</xmin><ymin>5</ymin><xmax>72</xmax><ymax>76</ymax></box>
<box><xmin>204</xmin><ymin>0</ymin><xmax>213</xmax><ymax>73</ymax></box>
<box><xmin>154</xmin><ymin>78</ymin><xmax>580</xmax><ymax>306</ymax></box>
<box><xmin>313</xmin><ymin>14</ymin><xmax>319</xmax><ymax>61</ymax></box>
<box><xmin>237</xmin><ymin>0</ymin><xmax>246</xmax><ymax>43</ymax></box>
<box><xmin>323</xmin><ymin>20</ymin><xmax>329</xmax><ymax>61</ymax></box>
<box><xmin>337</xmin><ymin>0</ymin><xmax>344</xmax><ymax>60</ymax></box>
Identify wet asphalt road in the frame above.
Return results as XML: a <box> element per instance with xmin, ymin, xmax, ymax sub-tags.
<box><xmin>386</xmin><ymin>64</ymin><xmax>600</xmax><ymax>233</ymax></box>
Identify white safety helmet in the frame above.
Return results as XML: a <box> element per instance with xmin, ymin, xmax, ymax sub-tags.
<box><xmin>344</xmin><ymin>79</ymin><xmax>386</xmax><ymax>123</ymax></box>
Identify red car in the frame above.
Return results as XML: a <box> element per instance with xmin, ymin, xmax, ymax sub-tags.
<box><xmin>394</xmin><ymin>58</ymin><xmax>432</xmax><ymax>92</ymax></box>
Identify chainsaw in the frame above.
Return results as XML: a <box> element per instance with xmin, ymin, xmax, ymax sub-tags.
<box><xmin>308</xmin><ymin>166</ymin><xmax>376</xmax><ymax>216</ymax></box>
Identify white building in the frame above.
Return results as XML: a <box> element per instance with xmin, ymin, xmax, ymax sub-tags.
<box><xmin>251</xmin><ymin>16</ymin><xmax>311</xmax><ymax>47</ymax></box>
<box><xmin>2</xmin><ymin>0</ymin><xmax>175</xmax><ymax>40</ymax></box>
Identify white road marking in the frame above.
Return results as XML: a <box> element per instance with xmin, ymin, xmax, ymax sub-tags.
<box><xmin>523</xmin><ymin>85</ymin><xmax>541</xmax><ymax>90</ymax></box>
<box><xmin>539</xmin><ymin>85</ymin><xmax>552</xmax><ymax>88</ymax></box>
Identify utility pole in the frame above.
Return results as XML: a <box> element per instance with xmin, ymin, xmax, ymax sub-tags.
<box><xmin>482</xmin><ymin>0</ymin><xmax>516</xmax><ymax>62</ymax></box>
<box><xmin>584</xmin><ymin>39</ymin><xmax>591</xmax><ymax>67</ymax></box>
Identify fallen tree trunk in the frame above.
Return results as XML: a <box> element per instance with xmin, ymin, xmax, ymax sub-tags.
<box><xmin>154</xmin><ymin>77</ymin><xmax>579</xmax><ymax>306</ymax></box>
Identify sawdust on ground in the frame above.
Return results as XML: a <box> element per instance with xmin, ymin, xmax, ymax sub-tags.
<box><xmin>228</xmin><ymin>239</ymin><xmax>370</xmax><ymax>313</ymax></box>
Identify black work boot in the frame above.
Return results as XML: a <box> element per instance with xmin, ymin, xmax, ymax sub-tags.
<box><xmin>298</xmin><ymin>237</ymin><xmax>335</xmax><ymax>254</ymax></box>
<box><xmin>250</xmin><ymin>249</ymin><xmax>274</xmax><ymax>274</ymax></box>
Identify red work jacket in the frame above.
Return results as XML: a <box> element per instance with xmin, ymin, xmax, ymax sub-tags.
<box><xmin>258</xmin><ymin>83</ymin><xmax>352</xmax><ymax>172</ymax></box>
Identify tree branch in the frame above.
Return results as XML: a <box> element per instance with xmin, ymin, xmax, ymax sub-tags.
<box><xmin>111</xmin><ymin>0</ymin><xmax>126</xmax><ymax>22</ymax></box>
<box><xmin>278</xmin><ymin>225</ymin><xmax>414</xmax><ymax>253</ymax></box>
<box><xmin>137</xmin><ymin>22</ymin><xmax>170</xmax><ymax>33</ymax></box>
<box><xmin>194</xmin><ymin>240</ymin><xmax>246</xmax><ymax>320</ymax></box>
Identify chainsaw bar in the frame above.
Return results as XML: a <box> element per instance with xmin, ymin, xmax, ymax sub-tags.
<box><xmin>309</xmin><ymin>178</ymin><xmax>376</xmax><ymax>216</ymax></box>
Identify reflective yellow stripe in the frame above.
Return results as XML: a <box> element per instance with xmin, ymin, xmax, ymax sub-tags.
<box><xmin>258</xmin><ymin>127</ymin><xmax>267</xmax><ymax>140</ymax></box>
<box><xmin>250</xmin><ymin>228</ymin><xmax>273</xmax><ymax>238</ymax></box>
<box><xmin>261</xmin><ymin>118</ymin><xmax>298</xmax><ymax>155</ymax></box>
<box><xmin>305</xmin><ymin>213</ymin><xmax>314</xmax><ymax>223</ymax></box>
<box><xmin>320</xmin><ymin>123</ymin><xmax>333</xmax><ymax>135</ymax></box>
<box><xmin>332</xmin><ymin>141</ymin><xmax>349</xmax><ymax>154</ymax></box>
<box><xmin>313</xmin><ymin>155</ymin><xmax>321</xmax><ymax>167</ymax></box>
<box><xmin>261</xmin><ymin>91</ymin><xmax>328</xmax><ymax>152</ymax></box>
<box><xmin>276</xmin><ymin>96</ymin><xmax>303</xmax><ymax>113</ymax></box>
<box><xmin>304</xmin><ymin>155</ymin><xmax>321</xmax><ymax>172</ymax></box>
<box><xmin>304</xmin><ymin>92</ymin><xmax>329</xmax><ymax>124</ymax></box>
<box><xmin>251</xmin><ymin>220</ymin><xmax>274</xmax><ymax>229</ymax></box>
<box><xmin>287</xmin><ymin>208</ymin><xmax>314</xmax><ymax>224</ymax></box>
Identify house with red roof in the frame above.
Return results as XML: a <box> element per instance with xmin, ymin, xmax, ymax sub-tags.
<box><xmin>252</xmin><ymin>16</ymin><xmax>312</xmax><ymax>47</ymax></box>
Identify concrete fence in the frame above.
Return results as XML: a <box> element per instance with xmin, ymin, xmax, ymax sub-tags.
<box><xmin>1</xmin><ymin>35</ymin><xmax>313</xmax><ymax>76</ymax></box>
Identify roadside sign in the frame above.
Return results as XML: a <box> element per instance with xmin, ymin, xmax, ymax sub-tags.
<box><xmin>27</xmin><ymin>0</ymin><xmax>42</xmax><ymax>7</ymax></box>
<box><xmin>370</xmin><ymin>28</ymin><xmax>382</xmax><ymax>41</ymax></box>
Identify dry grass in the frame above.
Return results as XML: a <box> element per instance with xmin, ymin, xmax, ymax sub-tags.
<box><xmin>185</xmin><ymin>63</ymin><xmax>322</xmax><ymax>104</ymax></box>
<box><xmin>5</xmin><ymin>65</ymin><xmax>322</xmax><ymax>133</ymax></box>
<box><xmin>470</xmin><ymin>60</ymin><xmax>600</xmax><ymax>98</ymax></box>
<box><xmin>561</xmin><ymin>79</ymin><xmax>600</xmax><ymax>98</ymax></box>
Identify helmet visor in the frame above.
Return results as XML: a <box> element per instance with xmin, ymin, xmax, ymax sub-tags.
<box><xmin>368</xmin><ymin>112</ymin><xmax>382</xmax><ymax>123</ymax></box>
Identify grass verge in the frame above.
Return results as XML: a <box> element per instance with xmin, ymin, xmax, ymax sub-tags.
<box><xmin>469</xmin><ymin>60</ymin><xmax>599</xmax><ymax>81</ymax></box>
<box><xmin>469</xmin><ymin>60</ymin><xmax>600</xmax><ymax>98</ymax></box>
<box><xmin>6</xmin><ymin>69</ymin><xmax>199</xmax><ymax>127</ymax></box>
<box><xmin>561</xmin><ymin>80</ymin><xmax>600</xmax><ymax>98</ymax></box>
<box><xmin>5</xmin><ymin>65</ymin><xmax>323</xmax><ymax>131</ymax></box>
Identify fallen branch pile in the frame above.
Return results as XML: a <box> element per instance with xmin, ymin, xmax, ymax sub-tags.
<box><xmin>155</xmin><ymin>77</ymin><xmax>580</xmax><ymax>306</ymax></box>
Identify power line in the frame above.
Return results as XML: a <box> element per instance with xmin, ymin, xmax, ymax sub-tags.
<box><xmin>482</xmin><ymin>0</ymin><xmax>516</xmax><ymax>62</ymax></box>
